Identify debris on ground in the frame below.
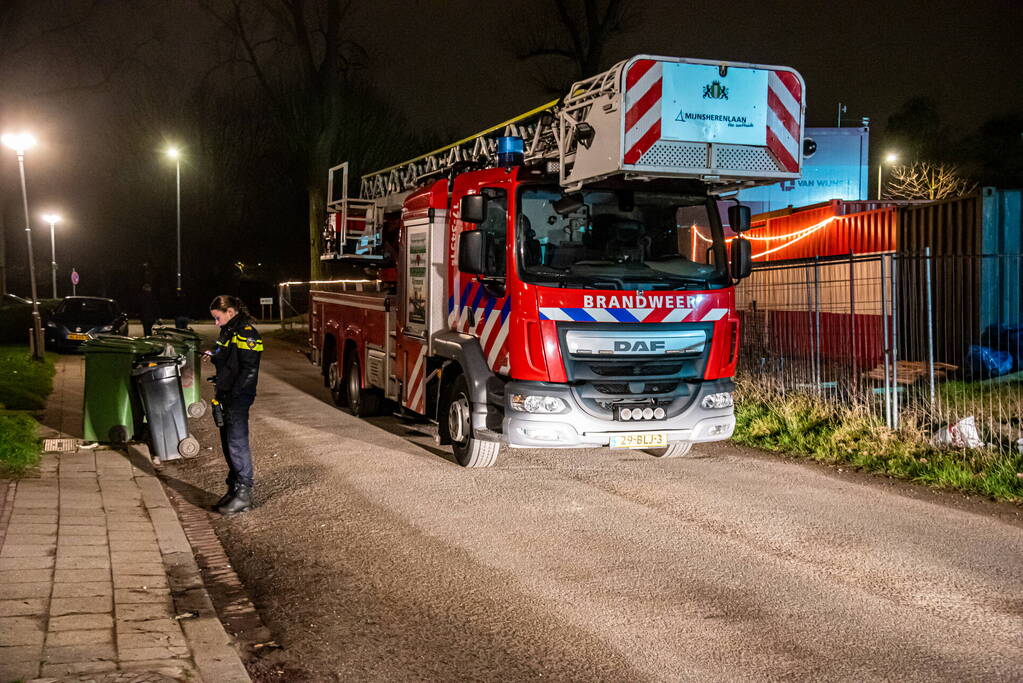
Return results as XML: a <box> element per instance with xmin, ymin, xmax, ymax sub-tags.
<box><xmin>932</xmin><ymin>416</ymin><xmax>984</xmax><ymax>449</ymax></box>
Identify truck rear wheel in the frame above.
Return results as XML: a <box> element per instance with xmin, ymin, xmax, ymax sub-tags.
<box><xmin>345</xmin><ymin>353</ymin><xmax>381</xmax><ymax>417</ymax></box>
<box><xmin>646</xmin><ymin>441</ymin><xmax>694</xmax><ymax>458</ymax></box>
<box><xmin>326</xmin><ymin>351</ymin><xmax>346</xmax><ymax>407</ymax></box>
<box><xmin>441</xmin><ymin>374</ymin><xmax>500</xmax><ymax>468</ymax></box>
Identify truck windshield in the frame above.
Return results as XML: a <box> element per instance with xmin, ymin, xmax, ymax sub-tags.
<box><xmin>517</xmin><ymin>186</ymin><xmax>729</xmax><ymax>290</ymax></box>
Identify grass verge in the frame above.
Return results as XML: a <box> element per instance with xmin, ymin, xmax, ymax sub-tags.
<box><xmin>0</xmin><ymin>412</ymin><xmax>43</xmax><ymax>475</ymax></box>
<box><xmin>0</xmin><ymin>345</ymin><xmax>57</xmax><ymax>410</ymax></box>
<box><xmin>733</xmin><ymin>382</ymin><xmax>1023</xmax><ymax>503</ymax></box>
<box><xmin>0</xmin><ymin>345</ymin><xmax>56</xmax><ymax>476</ymax></box>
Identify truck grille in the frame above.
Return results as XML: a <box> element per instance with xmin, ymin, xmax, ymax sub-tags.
<box><xmin>588</xmin><ymin>361</ymin><xmax>683</xmax><ymax>377</ymax></box>
<box><xmin>593</xmin><ymin>382</ymin><xmax>678</xmax><ymax>395</ymax></box>
<box><xmin>556</xmin><ymin>321</ymin><xmax>713</xmax><ymax>383</ymax></box>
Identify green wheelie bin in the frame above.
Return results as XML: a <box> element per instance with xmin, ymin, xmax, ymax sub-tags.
<box><xmin>149</xmin><ymin>326</ymin><xmax>206</xmax><ymax>418</ymax></box>
<box><xmin>82</xmin><ymin>336</ymin><xmax>164</xmax><ymax>443</ymax></box>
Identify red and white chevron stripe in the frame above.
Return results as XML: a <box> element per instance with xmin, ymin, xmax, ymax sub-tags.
<box><xmin>766</xmin><ymin>70</ymin><xmax>802</xmax><ymax>173</ymax></box>
<box><xmin>623</xmin><ymin>59</ymin><xmax>663</xmax><ymax>165</ymax></box>
<box><xmin>448</xmin><ymin>280</ymin><xmax>511</xmax><ymax>376</ymax></box>
<box><xmin>406</xmin><ymin>344</ymin><xmax>428</xmax><ymax>415</ymax></box>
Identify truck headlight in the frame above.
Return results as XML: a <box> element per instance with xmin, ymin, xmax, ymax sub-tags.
<box><xmin>511</xmin><ymin>394</ymin><xmax>568</xmax><ymax>414</ymax></box>
<box><xmin>701</xmin><ymin>392</ymin><xmax>734</xmax><ymax>410</ymax></box>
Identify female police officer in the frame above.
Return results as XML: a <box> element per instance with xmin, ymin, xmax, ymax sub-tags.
<box><xmin>207</xmin><ymin>295</ymin><xmax>262</xmax><ymax>515</ymax></box>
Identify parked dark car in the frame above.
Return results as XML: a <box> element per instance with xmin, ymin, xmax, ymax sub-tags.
<box><xmin>45</xmin><ymin>296</ymin><xmax>129</xmax><ymax>351</ymax></box>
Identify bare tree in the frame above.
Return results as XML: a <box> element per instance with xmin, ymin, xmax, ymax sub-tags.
<box><xmin>884</xmin><ymin>162</ymin><xmax>977</xmax><ymax>201</ymax></box>
<box><xmin>514</xmin><ymin>0</ymin><xmax>640</xmax><ymax>95</ymax></box>
<box><xmin>200</xmin><ymin>0</ymin><xmax>367</xmax><ymax>280</ymax></box>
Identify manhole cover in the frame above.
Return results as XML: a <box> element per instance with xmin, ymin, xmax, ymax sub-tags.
<box><xmin>43</xmin><ymin>438</ymin><xmax>80</xmax><ymax>452</ymax></box>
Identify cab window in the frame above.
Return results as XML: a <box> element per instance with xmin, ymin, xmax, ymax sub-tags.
<box><xmin>477</xmin><ymin>187</ymin><xmax>507</xmax><ymax>276</ymax></box>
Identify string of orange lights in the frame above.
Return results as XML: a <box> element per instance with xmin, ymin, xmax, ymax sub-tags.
<box><xmin>689</xmin><ymin>215</ymin><xmax>839</xmax><ymax>259</ymax></box>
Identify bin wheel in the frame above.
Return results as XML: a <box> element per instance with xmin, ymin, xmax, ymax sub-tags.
<box><xmin>645</xmin><ymin>441</ymin><xmax>694</xmax><ymax>458</ymax></box>
<box><xmin>108</xmin><ymin>425</ymin><xmax>129</xmax><ymax>444</ymax></box>
<box><xmin>178</xmin><ymin>435</ymin><xmax>201</xmax><ymax>458</ymax></box>
<box><xmin>187</xmin><ymin>399</ymin><xmax>208</xmax><ymax>418</ymax></box>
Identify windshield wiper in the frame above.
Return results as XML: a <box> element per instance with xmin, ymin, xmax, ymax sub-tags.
<box><xmin>652</xmin><ymin>274</ymin><xmax>708</xmax><ymax>286</ymax></box>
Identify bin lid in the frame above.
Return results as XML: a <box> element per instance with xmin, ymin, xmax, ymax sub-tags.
<box><xmin>140</xmin><ymin>336</ymin><xmax>186</xmax><ymax>353</ymax></box>
<box><xmin>82</xmin><ymin>336</ymin><xmax>164</xmax><ymax>356</ymax></box>
<box><xmin>151</xmin><ymin>326</ymin><xmax>201</xmax><ymax>341</ymax></box>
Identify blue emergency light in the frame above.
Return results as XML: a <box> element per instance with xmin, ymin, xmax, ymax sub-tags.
<box><xmin>497</xmin><ymin>136</ymin><xmax>524</xmax><ymax>167</ymax></box>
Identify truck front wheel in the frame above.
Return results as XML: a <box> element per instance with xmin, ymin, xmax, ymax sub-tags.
<box><xmin>646</xmin><ymin>441</ymin><xmax>694</xmax><ymax>458</ymax></box>
<box><xmin>441</xmin><ymin>374</ymin><xmax>500</xmax><ymax>468</ymax></box>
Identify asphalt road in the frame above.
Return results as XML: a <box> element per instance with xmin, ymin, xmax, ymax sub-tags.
<box><xmin>162</xmin><ymin>325</ymin><xmax>1023</xmax><ymax>682</ymax></box>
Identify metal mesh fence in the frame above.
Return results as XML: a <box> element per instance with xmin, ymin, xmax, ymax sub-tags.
<box><xmin>276</xmin><ymin>279</ymin><xmax>388</xmax><ymax>324</ymax></box>
<box><xmin>277</xmin><ymin>282</ymin><xmax>312</xmax><ymax>322</ymax></box>
<box><xmin>736</xmin><ymin>252</ymin><xmax>1023</xmax><ymax>455</ymax></box>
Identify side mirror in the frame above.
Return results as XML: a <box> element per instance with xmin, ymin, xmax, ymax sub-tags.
<box><xmin>728</xmin><ymin>204</ymin><xmax>752</xmax><ymax>233</ymax></box>
<box><xmin>731</xmin><ymin>237</ymin><xmax>753</xmax><ymax>279</ymax></box>
<box><xmin>458</xmin><ymin>229</ymin><xmax>487</xmax><ymax>275</ymax></box>
<box><xmin>460</xmin><ymin>194</ymin><xmax>486</xmax><ymax>223</ymax></box>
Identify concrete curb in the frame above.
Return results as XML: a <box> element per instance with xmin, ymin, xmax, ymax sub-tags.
<box><xmin>130</xmin><ymin>445</ymin><xmax>251</xmax><ymax>683</ymax></box>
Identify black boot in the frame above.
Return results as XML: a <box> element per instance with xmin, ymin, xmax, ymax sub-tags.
<box><xmin>217</xmin><ymin>484</ymin><xmax>253</xmax><ymax>516</ymax></box>
<box><xmin>212</xmin><ymin>485</ymin><xmax>235</xmax><ymax>510</ymax></box>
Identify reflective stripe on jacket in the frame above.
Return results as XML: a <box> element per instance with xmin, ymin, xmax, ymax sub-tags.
<box><xmin>211</xmin><ymin>314</ymin><xmax>262</xmax><ymax>400</ymax></box>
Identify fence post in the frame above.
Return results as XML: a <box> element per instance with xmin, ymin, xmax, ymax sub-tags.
<box><xmin>891</xmin><ymin>253</ymin><xmax>900</xmax><ymax>430</ymax></box>
<box><xmin>278</xmin><ymin>283</ymin><xmax>286</xmax><ymax>329</ymax></box>
<box><xmin>813</xmin><ymin>257</ymin><xmax>822</xmax><ymax>393</ymax></box>
<box><xmin>849</xmin><ymin>253</ymin><xmax>856</xmax><ymax>394</ymax></box>
<box><xmin>925</xmin><ymin>247</ymin><xmax>936</xmax><ymax>409</ymax></box>
<box><xmin>880</xmin><ymin>254</ymin><xmax>892</xmax><ymax>429</ymax></box>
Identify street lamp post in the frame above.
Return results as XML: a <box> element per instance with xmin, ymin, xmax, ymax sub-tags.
<box><xmin>2</xmin><ymin>132</ymin><xmax>44</xmax><ymax>359</ymax></box>
<box><xmin>166</xmin><ymin>147</ymin><xmax>182</xmax><ymax>295</ymax></box>
<box><xmin>43</xmin><ymin>213</ymin><xmax>61</xmax><ymax>299</ymax></box>
<box><xmin>878</xmin><ymin>152</ymin><xmax>898</xmax><ymax>200</ymax></box>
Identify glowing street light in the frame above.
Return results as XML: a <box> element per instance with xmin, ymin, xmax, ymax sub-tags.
<box><xmin>2</xmin><ymin>131</ymin><xmax>44</xmax><ymax>359</ymax></box>
<box><xmin>1</xmin><ymin>132</ymin><xmax>36</xmax><ymax>154</ymax></box>
<box><xmin>165</xmin><ymin>146</ymin><xmax>182</xmax><ymax>294</ymax></box>
<box><xmin>42</xmin><ymin>213</ymin><xmax>61</xmax><ymax>299</ymax></box>
<box><xmin>878</xmin><ymin>152</ymin><xmax>899</xmax><ymax>200</ymax></box>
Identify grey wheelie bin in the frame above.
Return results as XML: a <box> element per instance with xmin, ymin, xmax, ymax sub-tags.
<box><xmin>132</xmin><ymin>356</ymin><xmax>201</xmax><ymax>461</ymax></box>
<box><xmin>82</xmin><ymin>336</ymin><xmax>164</xmax><ymax>443</ymax></box>
<box><xmin>149</xmin><ymin>326</ymin><xmax>206</xmax><ymax>417</ymax></box>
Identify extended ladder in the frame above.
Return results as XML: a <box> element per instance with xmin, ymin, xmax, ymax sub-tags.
<box><xmin>324</xmin><ymin>54</ymin><xmax>806</xmax><ymax>260</ymax></box>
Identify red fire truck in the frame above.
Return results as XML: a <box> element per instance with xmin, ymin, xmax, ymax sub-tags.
<box><xmin>309</xmin><ymin>55</ymin><xmax>806</xmax><ymax>466</ymax></box>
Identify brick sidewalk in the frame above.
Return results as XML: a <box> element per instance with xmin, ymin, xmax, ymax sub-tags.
<box><xmin>0</xmin><ymin>355</ymin><xmax>249</xmax><ymax>682</ymax></box>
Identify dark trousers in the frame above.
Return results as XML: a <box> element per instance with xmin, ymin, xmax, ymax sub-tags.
<box><xmin>142</xmin><ymin>320</ymin><xmax>155</xmax><ymax>337</ymax></box>
<box><xmin>218</xmin><ymin>398</ymin><xmax>254</xmax><ymax>488</ymax></box>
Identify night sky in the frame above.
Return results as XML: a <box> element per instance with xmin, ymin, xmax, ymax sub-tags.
<box><xmin>0</xmin><ymin>0</ymin><xmax>1020</xmax><ymax>304</ymax></box>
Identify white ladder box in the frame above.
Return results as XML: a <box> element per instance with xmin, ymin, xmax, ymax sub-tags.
<box><xmin>560</xmin><ymin>55</ymin><xmax>806</xmax><ymax>191</ymax></box>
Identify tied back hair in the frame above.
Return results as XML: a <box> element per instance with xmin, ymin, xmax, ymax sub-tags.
<box><xmin>209</xmin><ymin>294</ymin><xmax>248</xmax><ymax>316</ymax></box>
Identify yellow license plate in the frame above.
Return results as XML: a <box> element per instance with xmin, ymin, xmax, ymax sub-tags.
<box><xmin>610</xmin><ymin>432</ymin><xmax>668</xmax><ymax>449</ymax></box>
<box><xmin>67</xmin><ymin>333</ymin><xmax>89</xmax><ymax>341</ymax></box>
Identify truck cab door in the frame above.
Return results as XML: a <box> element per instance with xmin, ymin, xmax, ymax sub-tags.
<box><xmin>448</xmin><ymin>170</ymin><xmax>513</xmax><ymax>376</ymax></box>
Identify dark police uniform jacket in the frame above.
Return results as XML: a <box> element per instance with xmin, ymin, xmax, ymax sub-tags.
<box><xmin>211</xmin><ymin>314</ymin><xmax>262</xmax><ymax>403</ymax></box>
